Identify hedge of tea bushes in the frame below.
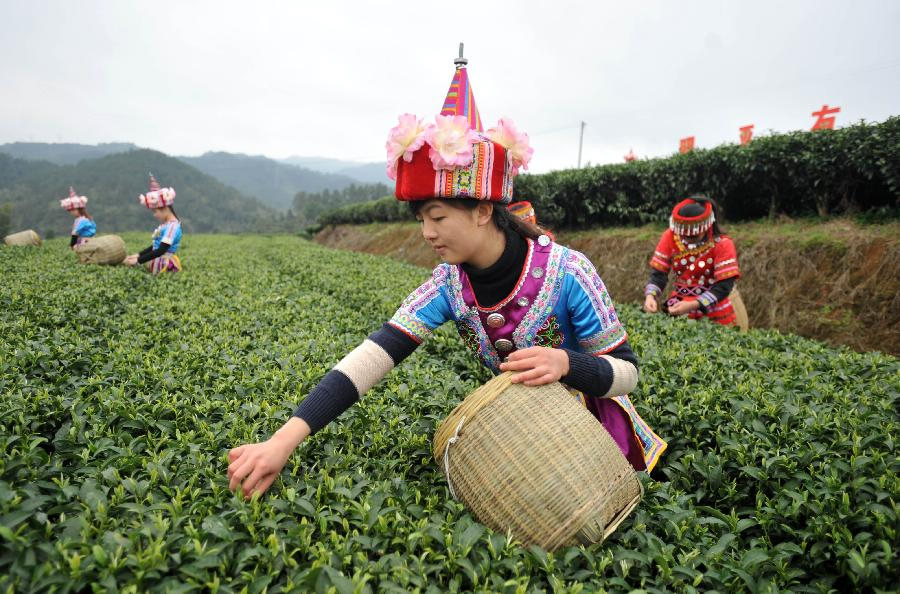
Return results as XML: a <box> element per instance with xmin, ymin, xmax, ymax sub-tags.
<box><xmin>0</xmin><ymin>235</ymin><xmax>896</xmax><ymax>592</ymax></box>
<box><xmin>320</xmin><ymin>117</ymin><xmax>900</xmax><ymax>228</ymax></box>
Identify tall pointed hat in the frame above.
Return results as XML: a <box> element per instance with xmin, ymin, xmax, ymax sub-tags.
<box><xmin>139</xmin><ymin>172</ymin><xmax>176</xmax><ymax>209</ymax></box>
<box><xmin>386</xmin><ymin>44</ymin><xmax>533</xmax><ymax>204</ymax></box>
<box><xmin>440</xmin><ymin>51</ymin><xmax>483</xmax><ymax>132</ymax></box>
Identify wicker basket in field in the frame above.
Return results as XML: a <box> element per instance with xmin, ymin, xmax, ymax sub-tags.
<box><xmin>3</xmin><ymin>229</ymin><xmax>42</xmax><ymax>247</ymax></box>
<box><xmin>730</xmin><ymin>288</ymin><xmax>749</xmax><ymax>331</ymax></box>
<box><xmin>74</xmin><ymin>235</ymin><xmax>127</xmax><ymax>265</ymax></box>
<box><xmin>433</xmin><ymin>372</ymin><xmax>643</xmax><ymax>550</ymax></box>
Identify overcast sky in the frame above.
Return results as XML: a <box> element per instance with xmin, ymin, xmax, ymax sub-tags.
<box><xmin>1</xmin><ymin>1</ymin><xmax>898</xmax><ymax>173</ymax></box>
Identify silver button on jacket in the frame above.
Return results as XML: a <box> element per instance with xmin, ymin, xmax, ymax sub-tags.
<box><xmin>486</xmin><ymin>312</ymin><xmax>505</xmax><ymax>328</ymax></box>
<box><xmin>494</xmin><ymin>338</ymin><xmax>514</xmax><ymax>352</ymax></box>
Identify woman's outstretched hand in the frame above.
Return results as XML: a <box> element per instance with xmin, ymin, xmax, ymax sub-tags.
<box><xmin>499</xmin><ymin>346</ymin><xmax>570</xmax><ymax>386</ymax></box>
<box><xmin>667</xmin><ymin>300</ymin><xmax>700</xmax><ymax>316</ymax></box>
<box><xmin>643</xmin><ymin>295</ymin><xmax>659</xmax><ymax>313</ymax></box>
<box><xmin>227</xmin><ymin>417</ymin><xmax>311</xmax><ymax>499</ymax></box>
<box><xmin>123</xmin><ymin>254</ymin><xmax>139</xmax><ymax>266</ymax></box>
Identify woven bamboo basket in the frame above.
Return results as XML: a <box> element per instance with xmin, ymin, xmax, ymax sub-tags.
<box><xmin>74</xmin><ymin>235</ymin><xmax>126</xmax><ymax>265</ymax></box>
<box><xmin>3</xmin><ymin>230</ymin><xmax>42</xmax><ymax>247</ymax></box>
<box><xmin>433</xmin><ymin>372</ymin><xmax>643</xmax><ymax>550</ymax></box>
<box><xmin>730</xmin><ymin>288</ymin><xmax>749</xmax><ymax>331</ymax></box>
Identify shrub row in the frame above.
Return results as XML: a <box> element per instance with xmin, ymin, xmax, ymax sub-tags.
<box><xmin>320</xmin><ymin>117</ymin><xmax>900</xmax><ymax>227</ymax></box>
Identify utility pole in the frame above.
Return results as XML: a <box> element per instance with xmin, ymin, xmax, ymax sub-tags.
<box><xmin>577</xmin><ymin>121</ymin><xmax>586</xmax><ymax>168</ymax></box>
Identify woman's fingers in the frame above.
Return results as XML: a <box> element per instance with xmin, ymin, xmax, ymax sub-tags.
<box><xmin>523</xmin><ymin>372</ymin><xmax>557</xmax><ymax>386</ymax></box>
<box><xmin>253</xmin><ymin>474</ymin><xmax>278</xmax><ymax>497</ymax></box>
<box><xmin>227</xmin><ymin>450</ymin><xmax>247</xmax><ymax>478</ymax></box>
<box><xmin>504</xmin><ymin>348</ymin><xmax>526</xmax><ymax>360</ymax></box>
<box><xmin>500</xmin><ymin>356</ymin><xmax>539</xmax><ymax>372</ymax></box>
<box><xmin>501</xmin><ymin>347</ymin><xmax>565</xmax><ymax>385</ymax></box>
<box><xmin>240</xmin><ymin>465</ymin><xmax>269</xmax><ymax>497</ymax></box>
<box><xmin>504</xmin><ymin>347</ymin><xmax>543</xmax><ymax>361</ymax></box>
<box><xmin>228</xmin><ymin>445</ymin><xmax>246</xmax><ymax>464</ymax></box>
<box><xmin>228</xmin><ymin>455</ymin><xmax>255</xmax><ymax>491</ymax></box>
<box><xmin>509</xmin><ymin>366</ymin><xmax>547</xmax><ymax>384</ymax></box>
<box><xmin>227</xmin><ymin>445</ymin><xmax>282</xmax><ymax>498</ymax></box>
<box><xmin>501</xmin><ymin>347</ymin><xmax>549</xmax><ymax>372</ymax></box>
<box><xmin>244</xmin><ymin>472</ymin><xmax>278</xmax><ymax>499</ymax></box>
<box><xmin>227</xmin><ymin>459</ymin><xmax>247</xmax><ymax>490</ymax></box>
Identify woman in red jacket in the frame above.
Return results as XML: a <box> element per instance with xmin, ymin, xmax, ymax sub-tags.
<box><xmin>643</xmin><ymin>195</ymin><xmax>741</xmax><ymax>326</ymax></box>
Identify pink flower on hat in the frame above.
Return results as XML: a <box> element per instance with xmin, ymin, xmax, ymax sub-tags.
<box><xmin>139</xmin><ymin>174</ymin><xmax>176</xmax><ymax>209</ymax></box>
<box><xmin>386</xmin><ymin>114</ymin><xmax>427</xmax><ymax>181</ymax></box>
<box><xmin>425</xmin><ymin>115</ymin><xmax>480</xmax><ymax>171</ymax></box>
<box><xmin>60</xmin><ymin>186</ymin><xmax>88</xmax><ymax>210</ymax></box>
<box><xmin>487</xmin><ymin>118</ymin><xmax>533</xmax><ymax>175</ymax></box>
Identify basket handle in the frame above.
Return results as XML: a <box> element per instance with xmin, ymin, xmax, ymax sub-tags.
<box><xmin>442</xmin><ymin>416</ymin><xmax>466</xmax><ymax>500</ymax></box>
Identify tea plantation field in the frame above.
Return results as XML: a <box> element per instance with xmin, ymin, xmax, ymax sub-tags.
<box><xmin>1</xmin><ymin>235</ymin><xmax>897</xmax><ymax>593</ymax></box>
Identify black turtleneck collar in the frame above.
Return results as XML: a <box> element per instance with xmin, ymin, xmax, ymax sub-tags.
<box><xmin>461</xmin><ymin>227</ymin><xmax>528</xmax><ymax>308</ymax></box>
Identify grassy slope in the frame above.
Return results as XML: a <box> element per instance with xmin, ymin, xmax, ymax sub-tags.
<box><xmin>314</xmin><ymin>218</ymin><xmax>900</xmax><ymax>356</ymax></box>
<box><xmin>0</xmin><ymin>235</ymin><xmax>897</xmax><ymax>592</ymax></box>
<box><xmin>561</xmin><ymin>218</ymin><xmax>900</xmax><ymax>245</ymax></box>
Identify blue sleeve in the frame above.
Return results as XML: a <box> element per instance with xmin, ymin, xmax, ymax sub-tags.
<box><xmin>386</xmin><ymin>265</ymin><xmax>454</xmax><ymax>343</ymax></box>
<box><xmin>161</xmin><ymin>221</ymin><xmax>181</xmax><ymax>246</ymax></box>
<box><xmin>75</xmin><ymin>219</ymin><xmax>95</xmax><ymax>236</ymax></box>
<box><xmin>563</xmin><ymin>251</ymin><xmax>627</xmax><ymax>356</ymax></box>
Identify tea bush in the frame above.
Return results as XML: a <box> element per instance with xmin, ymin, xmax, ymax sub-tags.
<box><xmin>1</xmin><ymin>235</ymin><xmax>896</xmax><ymax>592</ymax></box>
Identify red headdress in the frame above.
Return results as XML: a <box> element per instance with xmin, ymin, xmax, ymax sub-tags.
<box><xmin>670</xmin><ymin>197</ymin><xmax>715</xmax><ymax>236</ymax></box>
<box><xmin>387</xmin><ymin>45</ymin><xmax>533</xmax><ymax>205</ymax></box>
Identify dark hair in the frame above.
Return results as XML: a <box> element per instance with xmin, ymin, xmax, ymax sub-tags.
<box><xmin>76</xmin><ymin>207</ymin><xmax>92</xmax><ymax>220</ymax></box>
<box><xmin>409</xmin><ymin>198</ymin><xmax>546</xmax><ymax>241</ymax></box>
<box><xmin>157</xmin><ymin>205</ymin><xmax>180</xmax><ymax>220</ymax></box>
<box><xmin>684</xmin><ymin>194</ymin><xmax>724</xmax><ymax>236</ymax></box>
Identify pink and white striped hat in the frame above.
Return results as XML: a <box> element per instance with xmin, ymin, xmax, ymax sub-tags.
<box><xmin>139</xmin><ymin>173</ymin><xmax>176</xmax><ymax>209</ymax></box>
<box><xmin>60</xmin><ymin>186</ymin><xmax>88</xmax><ymax>211</ymax></box>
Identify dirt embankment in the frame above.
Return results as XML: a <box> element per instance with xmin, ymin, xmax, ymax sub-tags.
<box><xmin>314</xmin><ymin>221</ymin><xmax>900</xmax><ymax>356</ymax></box>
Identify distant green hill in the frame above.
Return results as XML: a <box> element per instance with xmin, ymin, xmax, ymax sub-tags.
<box><xmin>0</xmin><ymin>142</ymin><xmax>140</xmax><ymax>165</ymax></box>
<box><xmin>280</xmin><ymin>156</ymin><xmax>390</xmax><ymax>185</ymax></box>
<box><xmin>0</xmin><ymin>142</ymin><xmax>390</xmax><ymax>229</ymax></box>
<box><xmin>179</xmin><ymin>151</ymin><xmax>358</xmax><ymax>211</ymax></box>
<box><xmin>0</xmin><ymin>149</ymin><xmax>275</xmax><ymax>238</ymax></box>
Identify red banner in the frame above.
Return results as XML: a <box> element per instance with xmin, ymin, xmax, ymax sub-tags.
<box><xmin>679</xmin><ymin>137</ymin><xmax>695</xmax><ymax>154</ymax></box>
<box><xmin>811</xmin><ymin>105</ymin><xmax>840</xmax><ymax>130</ymax></box>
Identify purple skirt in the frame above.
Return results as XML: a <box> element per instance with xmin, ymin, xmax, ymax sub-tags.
<box><xmin>586</xmin><ymin>397</ymin><xmax>649</xmax><ymax>471</ymax></box>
